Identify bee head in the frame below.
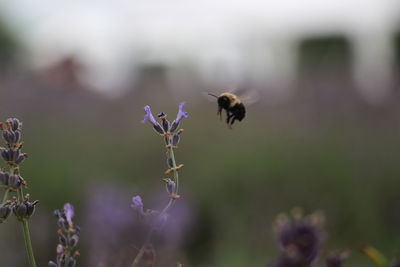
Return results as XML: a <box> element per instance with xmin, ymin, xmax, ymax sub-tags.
<box><xmin>217</xmin><ymin>96</ymin><xmax>231</xmax><ymax>109</ymax></box>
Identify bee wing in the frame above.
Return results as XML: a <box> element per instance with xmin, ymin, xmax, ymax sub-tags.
<box><xmin>237</xmin><ymin>89</ymin><xmax>260</xmax><ymax>106</ymax></box>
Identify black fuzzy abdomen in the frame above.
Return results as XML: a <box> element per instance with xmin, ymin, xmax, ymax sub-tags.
<box><xmin>231</xmin><ymin>103</ymin><xmax>246</xmax><ymax>121</ymax></box>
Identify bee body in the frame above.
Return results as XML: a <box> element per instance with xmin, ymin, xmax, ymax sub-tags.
<box><xmin>210</xmin><ymin>92</ymin><xmax>246</xmax><ymax>127</ymax></box>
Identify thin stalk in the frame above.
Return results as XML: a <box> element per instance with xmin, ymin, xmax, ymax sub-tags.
<box><xmin>168</xmin><ymin>146</ymin><xmax>179</xmax><ymax>194</ymax></box>
<box><xmin>21</xmin><ymin>220</ymin><xmax>36</xmax><ymax>267</ymax></box>
<box><xmin>131</xmin><ymin>144</ymin><xmax>180</xmax><ymax>267</ymax></box>
<box><xmin>17</xmin><ymin>187</ymin><xmax>37</xmax><ymax>267</ymax></box>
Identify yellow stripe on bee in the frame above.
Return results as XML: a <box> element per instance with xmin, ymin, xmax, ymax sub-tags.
<box><xmin>220</xmin><ymin>92</ymin><xmax>241</xmax><ymax>107</ymax></box>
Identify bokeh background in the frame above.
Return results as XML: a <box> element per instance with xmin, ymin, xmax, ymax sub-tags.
<box><xmin>1</xmin><ymin>0</ymin><xmax>400</xmax><ymax>266</ymax></box>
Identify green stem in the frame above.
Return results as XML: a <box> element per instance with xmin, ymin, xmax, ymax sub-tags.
<box><xmin>21</xmin><ymin>219</ymin><xmax>36</xmax><ymax>267</ymax></box>
<box><xmin>131</xmin><ymin>142</ymin><xmax>180</xmax><ymax>267</ymax></box>
<box><xmin>168</xmin><ymin>146</ymin><xmax>179</xmax><ymax>194</ymax></box>
<box><xmin>2</xmin><ymin>188</ymin><xmax>9</xmax><ymax>203</ymax></box>
<box><xmin>17</xmin><ymin>187</ymin><xmax>37</xmax><ymax>267</ymax></box>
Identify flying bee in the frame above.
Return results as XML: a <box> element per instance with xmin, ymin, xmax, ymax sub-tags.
<box><xmin>208</xmin><ymin>92</ymin><xmax>246</xmax><ymax>127</ymax></box>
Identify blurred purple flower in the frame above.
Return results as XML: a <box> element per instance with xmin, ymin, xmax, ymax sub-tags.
<box><xmin>131</xmin><ymin>195</ymin><xmax>143</xmax><ymax>210</ymax></box>
<box><xmin>83</xmin><ymin>183</ymin><xmax>193</xmax><ymax>266</ymax></box>
<box><xmin>275</xmin><ymin>211</ymin><xmax>324</xmax><ymax>267</ymax></box>
<box><xmin>63</xmin><ymin>203</ymin><xmax>74</xmax><ymax>225</ymax></box>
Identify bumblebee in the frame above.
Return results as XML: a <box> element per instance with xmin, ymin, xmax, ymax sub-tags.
<box><xmin>208</xmin><ymin>92</ymin><xmax>246</xmax><ymax>127</ymax></box>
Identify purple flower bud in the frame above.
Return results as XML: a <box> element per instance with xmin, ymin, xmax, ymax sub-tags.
<box><xmin>6</xmin><ymin>118</ymin><xmax>22</xmax><ymax>131</ymax></box>
<box><xmin>13</xmin><ymin>200</ymin><xmax>37</xmax><ymax>220</ymax></box>
<box><xmin>0</xmin><ymin>204</ymin><xmax>11</xmax><ymax>223</ymax></box>
<box><xmin>48</xmin><ymin>261</ymin><xmax>58</xmax><ymax>267</ymax></box>
<box><xmin>0</xmin><ymin>171</ymin><xmax>9</xmax><ymax>186</ymax></box>
<box><xmin>57</xmin><ymin>217</ymin><xmax>68</xmax><ymax>231</ymax></box>
<box><xmin>1</xmin><ymin>149</ymin><xmax>10</xmax><ymax>162</ymax></box>
<box><xmin>275</xmin><ymin>211</ymin><xmax>323</xmax><ymax>267</ymax></box>
<box><xmin>166</xmin><ymin>156</ymin><xmax>173</xmax><ymax>168</ymax></box>
<box><xmin>15</xmin><ymin>153</ymin><xmax>26</xmax><ymax>164</ymax></box>
<box><xmin>53</xmin><ymin>209</ymin><xmax>62</xmax><ymax>218</ymax></box>
<box><xmin>69</xmin><ymin>234</ymin><xmax>79</xmax><ymax>248</ymax></box>
<box><xmin>2</xmin><ymin>130</ymin><xmax>13</xmax><ymax>144</ymax></box>
<box><xmin>26</xmin><ymin>201</ymin><xmax>36</xmax><ymax>217</ymax></box>
<box><xmin>8</xmin><ymin>174</ymin><xmax>22</xmax><ymax>189</ymax></box>
<box><xmin>131</xmin><ymin>195</ymin><xmax>143</xmax><ymax>211</ymax></box>
<box><xmin>141</xmin><ymin>106</ymin><xmax>164</xmax><ymax>134</ymax></box>
<box><xmin>59</xmin><ymin>234</ymin><xmax>68</xmax><ymax>246</ymax></box>
<box><xmin>164</xmin><ymin>178</ymin><xmax>176</xmax><ymax>195</ymax></box>
<box><xmin>13</xmin><ymin>202</ymin><xmax>27</xmax><ymax>219</ymax></box>
<box><xmin>64</xmin><ymin>203</ymin><xmax>74</xmax><ymax>226</ymax></box>
<box><xmin>56</xmin><ymin>244</ymin><xmax>64</xmax><ymax>255</ymax></box>
<box><xmin>14</xmin><ymin>130</ymin><xmax>21</xmax><ymax>143</ymax></box>
<box><xmin>11</xmin><ymin>149</ymin><xmax>19</xmax><ymax>162</ymax></box>
<box><xmin>158</xmin><ymin>112</ymin><xmax>170</xmax><ymax>132</ymax></box>
<box><xmin>67</xmin><ymin>257</ymin><xmax>76</xmax><ymax>267</ymax></box>
<box><xmin>172</xmin><ymin>133</ymin><xmax>180</xmax><ymax>146</ymax></box>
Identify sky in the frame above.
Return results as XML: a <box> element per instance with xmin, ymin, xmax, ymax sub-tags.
<box><xmin>0</xmin><ymin>0</ymin><xmax>399</xmax><ymax>94</ymax></box>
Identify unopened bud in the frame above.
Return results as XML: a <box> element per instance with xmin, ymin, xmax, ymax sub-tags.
<box><xmin>169</xmin><ymin>120</ymin><xmax>179</xmax><ymax>133</ymax></box>
<box><xmin>166</xmin><ymin>156</ymin><xmax>173</xmax><ymax>168</ymax></box>
<box><xmin>0</xmin><ymin>204</ymin><xmax>11</xmax><ymax>223</ymax></box>
<box><xmin>13</xmin><ymin>200</ymin><xmax>38</xmax><ymax>221</ymax></box>
<box><xmin>172</xmin><ymin>133</ymin><xmax>180</xmax><ymax>146</ymax></box>
<box><xmin>8</xmin><ymin>174</ymin><xmax>22</xmax><ymax>189</ymax></box>
<box><xmin>59</xmin><ymin>234</ymin><xmax>68</xmax><ymax>247</ymax></box>
<box><xmin>15</xmin><ymin>153</ymin><xmax>26</xmax><ymax>164</ymax></box>
<box><xmin>163</xmin><ymin>178</ymin><xmax>176</xmax><ymax>194</ymax></box>
<box><xmin>69</xmin><ymin>234</ymin><xmax>79</xmax><ymax>248</ymax></box>
<box><xmin>0</xmin><ymin>171</ymin><xmax>9</xmax><ymax>186</ymax></box>
<box><xmin>153</xmin><ymin>124</ymin><xmax>164</xmax><ymax>135</ymax></box>
<box><xmin>6</xmin><ymin>118</ymin><xmax>22</xmax><ymax>131</ymax></box>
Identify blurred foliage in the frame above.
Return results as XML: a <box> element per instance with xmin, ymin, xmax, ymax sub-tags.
<box><xmin>298</xmin><ymin>36</ymin><xmax>352</xmax><ymax>70</ymax></box>
<box><xmin>1</xmin><ymin>98</ymin><xmax>400</xmax><ymax>266</ymax></box>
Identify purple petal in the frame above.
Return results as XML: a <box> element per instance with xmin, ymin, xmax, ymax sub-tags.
<box><xmin>131</xmin><ymin>195</ymin><xmax>143</xmax><ymax>209</ymax></box>
<box><xmin>175</xmin><ymin>102</ymin><xmax>189</xmax><ymax>123</ymax></box>
<box><xmin>63</xmin><ymin>203</ymin><xmax>74</xmax><ymax>225</ymax></box>
<box><xmin>141</xmin><ymin>105</ymin><xmax>158</xmax><ymax>126</ymax></box>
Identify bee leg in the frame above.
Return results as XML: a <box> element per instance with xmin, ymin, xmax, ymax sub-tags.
<box><xmin>226</xmin><ymin>112</ymin><xmax>234</xmax><ymax>125</ymax></box>
<box><xmin>217</xmin><ymin>107</ymin><xmax>223</xmax><ymax>120</ymax></box>
<box><xmin>230</xmin><ymin>117</ymin><xmax>237</xmax><ymax>126</ymax></box>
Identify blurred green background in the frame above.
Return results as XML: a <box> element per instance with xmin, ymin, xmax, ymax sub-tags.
<box><xmin>1</xmin><ymin>1</ymin><xmax>400</xmax><ymax>266</ymax></box>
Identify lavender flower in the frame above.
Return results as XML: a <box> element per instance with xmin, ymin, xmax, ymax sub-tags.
<box><xmin>132</xmin><ymin>102</ymin><xmax>188</xmax><ymax>267</ymax></box>
<box><xmin>64</xmin><ymin>203</ymin><xmax>74</xmax><ymax>226</ymax></box>
<box><xmin>141</xmin><ymin>105</ymin><xmax>164</xmax><ymax>134</ymax></box>
<box><xmin>49</xmin><ymin>203</ymin><xmax>80</xmax><ymax>267</ymax></box>
<box><xmin>131</xmin><ymin>195</ymin><xmax>144</xmax><ymax>211</ymax></box>
<box><xmin>170</xmin><ymin>102</ymin><xmax>189</xmax><ymax>133</ymax></box>
<box><xmin>274</xmin><ymin>210</ymin><xmax>324</xmax><ymax>267</ymax></box>
<box><xmin>0</xmin><ymin>117</ymin><xmax>37</xmax><ymax>267</ymax></box>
